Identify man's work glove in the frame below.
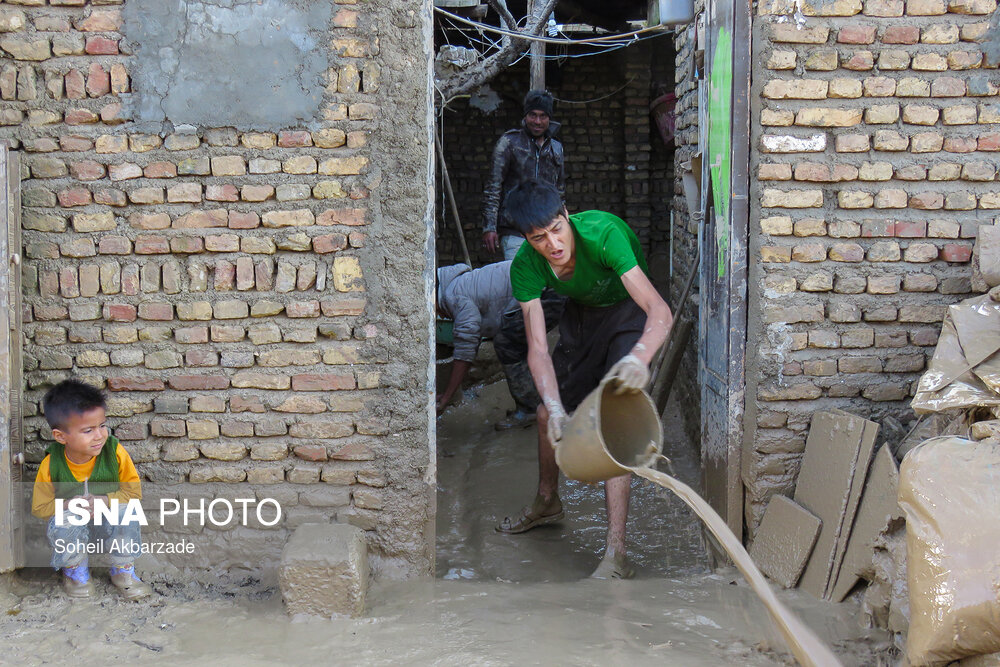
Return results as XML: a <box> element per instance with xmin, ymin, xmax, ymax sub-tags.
<box><xmin>544</xmin><ymin>399</ymin><xmax>568</xmax><ymax>445</ymax></box>
<box><xmin>606</xmin><ymin>354</ymin><xmax>650</xmax><ymax>394</ymax></box>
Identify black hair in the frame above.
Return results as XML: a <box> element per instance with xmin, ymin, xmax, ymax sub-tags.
<box><xmin>523</xmin><ymin>90</ymin><xmax>554</xmax><ymax>117</ymax></box>
<box><xmin>42</xmin><ymin>378</ymin><xmax>106</xmax><ymax>431</ymax></box>
<box><xmin>502</xmin><ymin>180</ymin><xmax>564</xmax><ymax>236</ymax></box>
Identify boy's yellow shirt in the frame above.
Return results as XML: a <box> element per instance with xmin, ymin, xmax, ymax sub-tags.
<box><xmin>31</xmin><ymin>442</ymin><xmax>141</xmax><ymax>519</ymax></box>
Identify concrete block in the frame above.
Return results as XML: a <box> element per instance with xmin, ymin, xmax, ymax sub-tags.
<box><xmin>749</xmin><ymin>495</ymin><xmax>821</xmax><ymax>588</ymax></box>
<box><xmin>278</xmin><ymin>523</ymin><xmax>368</xmax><ymax>618</ymax></box>
<box><xmin>829</xmin><ymin>445</ymin><xmax>900</xmax><ymax>601</ymax></box>
<box><xmin>794</xmin><ymin>409</ymin><xmax>878</xmax><ymax>599</ymax></box>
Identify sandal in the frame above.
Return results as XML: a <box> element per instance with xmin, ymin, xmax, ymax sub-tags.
<box><xmin>495</xmin><ymin>495</ymin><xmax>564</xmax><ymax>534</ymax></box>
<box><xmin>589</xmin><ymin>552</ymin><xmax>635</xmax><ymax>580</ymax></box>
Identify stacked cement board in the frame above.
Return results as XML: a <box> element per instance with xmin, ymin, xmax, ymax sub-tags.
<box><xmin>751</xmin><ymin>409</ymin><xmax>898</xmax><ymax>601</ymax></box>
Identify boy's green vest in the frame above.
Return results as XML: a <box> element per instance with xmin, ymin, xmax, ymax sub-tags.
<box><xmin>45</xmin><ymin>435</ymin><xmax>120</xmax><ymax>499</ymax></box>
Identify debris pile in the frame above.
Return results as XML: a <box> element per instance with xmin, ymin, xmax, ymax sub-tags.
<box><xmin>750</xmin><ymin>226</ymin><xmax>1000</xmax><ymax>662</ymax></box>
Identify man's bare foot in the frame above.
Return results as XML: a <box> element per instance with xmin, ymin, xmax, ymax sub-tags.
<box><xmin>589</xmin><ymin>551</ymin><xmax>634</xmax><ymax>579</ymax></box>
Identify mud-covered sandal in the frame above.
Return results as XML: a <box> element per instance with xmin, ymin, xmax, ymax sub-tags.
<box><xmin>589</xmin><ymin>552</ymin><xmax>635</xmax><ymax>580</ymax></box>
<box><xmin>495</xmin><ymin>495</ymin><xmax>564</xmax><ymax>534</ymax></box>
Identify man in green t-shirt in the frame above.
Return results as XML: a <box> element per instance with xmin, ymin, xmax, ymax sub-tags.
<box><xmin>495</xmin><ymin>180</ymin><xmax>673</xmax><ymax>579</ymax></box>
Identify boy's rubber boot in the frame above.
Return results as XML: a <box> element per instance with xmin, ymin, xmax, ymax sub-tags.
<box><xmin>62</xmin><ymin>565</ymin><xmax>95</xmax><ymax>598</ymax></box>
<box><xmin>110</xmin><ymin>565</ymin><xmax>152</xmax><ymax>600</ymax></box>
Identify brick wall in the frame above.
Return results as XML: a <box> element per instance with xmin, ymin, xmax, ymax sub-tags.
<box><xmin>438</xmin><ymin>39</ymin><xmax>675</xmax><ymax>268</ymax></box>
<box><xmin>746</xmin><ymin>0</ymin><xmax>997</xmax><ymax>532</ymax></box>
<box><xmin>671</xmin><ymin>11</ymin><xmax>703</xmax><ymax>446</ymax></box>
<box><xmin>1</xmin><ymin>0</ymin><xmax>434</xmax><ymax>575</ymax></box>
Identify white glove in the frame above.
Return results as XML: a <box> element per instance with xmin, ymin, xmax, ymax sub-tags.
<box><xmin>606</xmin><ymin>354</ymin><xmax>650</xmax><ymax>394</ymax></box>
<box><xmin>544</xmin><ymin>399</ymin><xmax>567</xmax><ymax>444</ymax></box>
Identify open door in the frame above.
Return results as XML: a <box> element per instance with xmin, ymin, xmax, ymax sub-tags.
<box><xmin>0</xmin><ymin>144</ymin><xmax>25</xmax><ymax>572</ymax></box>
<box><xmin>698</xmin><ymin>0</ymin><xmax>750</xmax><ymax>560</ymax></box>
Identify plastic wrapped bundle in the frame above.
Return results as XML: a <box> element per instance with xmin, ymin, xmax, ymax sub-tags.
<box><xmin>899</xmin><ymin>436</ymin><xmax>1000</xmax><ymax>665</ymax></box>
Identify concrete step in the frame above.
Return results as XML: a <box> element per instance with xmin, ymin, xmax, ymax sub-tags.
<box><xmin>278</xmin><ymin>523</ymin><xmax>369</xmax><ymax>618</ymax></box>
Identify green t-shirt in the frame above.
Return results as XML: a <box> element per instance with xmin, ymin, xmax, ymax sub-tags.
<box><xmin>510</xmin><ymin>210</ymin><xmax>648</xmax><ymax>308</ymax></box>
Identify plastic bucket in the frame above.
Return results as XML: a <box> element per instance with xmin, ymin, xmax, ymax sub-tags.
<box><xmin>555</xmin><ymin>380</ymin><xmax>663</xmax><ymax>483</ymax></box>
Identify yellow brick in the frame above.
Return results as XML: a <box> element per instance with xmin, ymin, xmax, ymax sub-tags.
<box><xmin>332</xmin><ymin>256</ymin><xmax>364</xmax><ymax>292</ymax></box>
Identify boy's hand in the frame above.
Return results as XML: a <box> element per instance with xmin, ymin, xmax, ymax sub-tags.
<box><xmin>606</xmin><ymin>354</ymin><xmax>650</xmax><ymax>394</ymax></box>
<box><xmin>544</xmin><ymin>400</ymin><xmax>567</xmax><ymax>445</ymax></box>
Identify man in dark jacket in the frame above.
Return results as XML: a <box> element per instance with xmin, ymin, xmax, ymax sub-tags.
<box><xmin>482</xmin><ymin>90</ymin><xmax>565</xmax><ymax>260</ymax></box>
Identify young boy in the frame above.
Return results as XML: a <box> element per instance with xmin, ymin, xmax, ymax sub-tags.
<box><xmin>495</xmin><ymin>180</ymin><xmax>673</xmax><ymax>579</ymax></box>
<box><xmin>31</xmin><ymin>378</ymin><xmax>151</xmax><ymax>600</ymax></box>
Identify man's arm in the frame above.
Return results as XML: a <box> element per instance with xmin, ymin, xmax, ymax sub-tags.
<box><xmin>437</xmin><ymin>360</ymin><xmax>471</xmax><ymax>415</ymax></box>
<box><xmin>620</xmin><ymin>266</ymin><xmax>673</xmax><ymax>366</ymax></box>
<box><xmin>438</xmin><ymin>295</ymin><xmax>483</xmax><ymax>413</ymax></box>
<box><xmin>522</xmin><ymin>298</ymin><xmax>569</xmax><ymax>442</ymax></box>
<box><xmin>482</xmin><ymin>136</ymin><xmax>510</xmax><ymax>253</ymax></box>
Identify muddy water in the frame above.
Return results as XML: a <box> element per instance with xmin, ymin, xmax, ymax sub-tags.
<box><xmin>0</xmin><ymin>381</ymin><xmax>886</xmax><ymax>666</ymax></box>
<box><xmin>631</xmin><ymin>467</ymin><xmax>839</xmax><ymax>667</ymax></box>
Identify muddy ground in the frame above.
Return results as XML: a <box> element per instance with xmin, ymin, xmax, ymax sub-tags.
<box><xmin>0</xmin><ymin>381</ymin><xmax>890</xmax><ymax>666</ymax></box>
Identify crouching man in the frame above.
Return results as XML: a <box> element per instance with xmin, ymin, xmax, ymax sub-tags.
<box><xmin>495</xmin><ymin>180</ymin><xmax>672</xmax><ymax>579</ymax></box>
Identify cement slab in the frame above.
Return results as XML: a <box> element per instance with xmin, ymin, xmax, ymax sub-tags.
<box><xmin>793</xmin><ymin>410</ymin><xmax>878</xmax><ymax>599</ymax></box>
<box><xmin>749</xmin><ymin>495</ymin><xmax>821</xmax><ymax>589</ymax></box>
<box><xmin>829</xmin><ymin>444</ymin><xmax>900</xmax><ymax>602</ymax></box>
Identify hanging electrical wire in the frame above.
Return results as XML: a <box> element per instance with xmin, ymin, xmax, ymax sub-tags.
<box><xmin>434</xmin><ymin>6</ymin><xmax>670</xmax><ymax>46</ymax></box>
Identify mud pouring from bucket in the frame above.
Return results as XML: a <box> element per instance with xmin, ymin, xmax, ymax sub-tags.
<box><xmin>555</xmin><ymin>379</ymin><xmax>843</xmax><ymax>667</ymax></box>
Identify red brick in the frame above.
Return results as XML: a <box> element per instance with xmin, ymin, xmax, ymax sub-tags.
<box><xmin>134</xmin><ymin>235</ymin><xmax>170</xmax><ymax>254</ymax></box>
<box><xmin>206</xmin><ymin>184</ymin><xmax>239</xmax><ymax>201</ymax></box>
<box><xmin>892</xmin><ymin>221</ymin><xmax>927</xmax><ymax>237</ymax></box>
<box><xmin>838</xmin><ymin>26</ymin><xmax>876</xmax><ymax>44</ymax></box>
<box><xmin>64</xmin><ymin>69</ymin><xmax>86</xmax><ymax>99</ymax></box>
<box><xmin>228</xmin><ymin>211</ymin><xmax>259</xmax><ymax>229</ymax></box>
<box><xmin>78</xmin><ymin>9</ymin><xmax>123</xmax><ymax>32</ymax></box>
<box><xmin>98</xmin><ymin>236</ymin><xmax>131</xmax><ymax>254</ymax></box>
<box><xmin>945</xmin><ymin>137</ymin><xmax>978</xmax><ymax>153</ymax></box>
<box><xmin>167</xmin><ymin>375</ymin><xmax>230</xmax><ymax>391</ymax></box>
<box><xmin>862</xmin><ymin>220</ymin><xmax>893</xmax><ymax>237</ymax></box>
<box><xmin>175</xmin><ymin>326</ymin><xmax>209</xmax><ymax>344</ymax></box>
<box><xmin>941</xmin><ymin>243</ymin><xmax>972</xmax><ymax>262</ymax></box>
<box><xmin>331</xmin><ymin>441</ymin><xmax>373</xmax><ymax>461</ymax></box>
<box><xmin>85</xmin><ymin>36</ymin><xmax>119</xmax><ymax>55</ymax></box>
<box><xmin>231</xmin><ymin>396</ymin><xmax>266</xmax><ymax>413</ymax></box>
<box><xmin>144</xmin><ymin>162</ymin><xmax>177</xmax><ymax>178</ymax></box>
<box><xmin>317</xmin><ymin>208</ymin><xmax>366</xmax><ymax>226</ymax></box>
<box><xmin>170</xmin><ymin>237</ymin><xmax>204</xmax><ymax>254</ymax></box>
<box><xmin>61</xmin><ymin>135</ymin><xmax>93</xmax><ymax>152</ymax></box>
<box><xmin>333</xmin><ymin>8</ymin><xmax>358</xmax><ymax>27</ymax></box>
<box><xmin>277</xmin><ymin>130</ymin><xmax>312</xmax><ymax>147</ymax></box>
<box><xmin>103</xmin><ymin>304</ymin><xmax>136</xmax><ymax>322</ymax></box>
<box><xmin>86</xmin><ymin>64</ymin><xmax>109</xmax><ymax>97</ymax></box>
<box><xmin>313</xmin><ymin>233</ymin><xmax>348</xmax><ymax>254</ymax></box>
<box><xmin>932</xmin><ymin>78</ymin><xmax>966</xmax><ymax>97</ymax></box>
<box><xmin>320</xmin><ymin>299</ymin><xmax>366</xmax><ymax>317</ymax></box>
<box><xmin>107</xmin><ymin>377</ymin><xmax>165</xmax><ymax>392</ymax></box>
<box><xmin>291</xmin><ymin>373</ymin><xmax>356</xmax><ymax>391</ymax></box>
<box><xmin>138</xmin><ymin>302</ymin><xmax>173</xmax><ymax>321</ymax></box>
<box><xmin>94</xmin><ymin>189</ymin><xmax>127</xmax><ymax>207</ymax></box>
<box><xmin>286</xmin><ymin>300</ymin><xmax>320</xmax><ymax>318</ymax></box>
<box><xmin>883</xmin><ymin>26</ymin><xmax>919</xmax><ymax>44</ymax></box>
<box><xmin>70</xmin><ymin>160</ymin><xmax>105</xmax><ymax>181</ymax></box>
<box><xmin>65</xmin><ymin>108</ymin><xmax>98</xmax><ymax>125</ymax></box>
<box><xmin>100</xmin><ymin>103</ymin><xmax>126</xmax><ymax>124</ymax></box>
<box><xmin>979</xmin><ymin>134</ymin><xmax>1000</xmax><ymax>151</ymax></box>
<box><xmin>58</xmin><ymin>188</ymin><xmax>92</xmax><ymax>207</ymax></box>
<box><xmin>293</xmin><ymin>444</ymin><xmax>328</xmax><ymax>462</ymax></box>
<box><xmin>185</xmin><ymin>350</ymin><xmax>218</xmax><ymax>367</ymax></box>
<box><xmin>348</xmin><ymin>231</ymin><xmax>366</xmax><ymax>248</ymax></box>
<box><xmin>115</xmin><ymin>422</ymin><xmax>147</xmax><ymax>441</ymax></box>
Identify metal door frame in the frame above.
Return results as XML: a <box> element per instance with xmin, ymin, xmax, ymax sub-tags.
<box><xmin>698</xmin><ymin>0</ymin><xmax>751</xmax><ymax>553</ymax></box>
<box><xmin>0</xmin><ymin>144</ymin><xmax>24</xmax><ymax>572</ymax></box>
